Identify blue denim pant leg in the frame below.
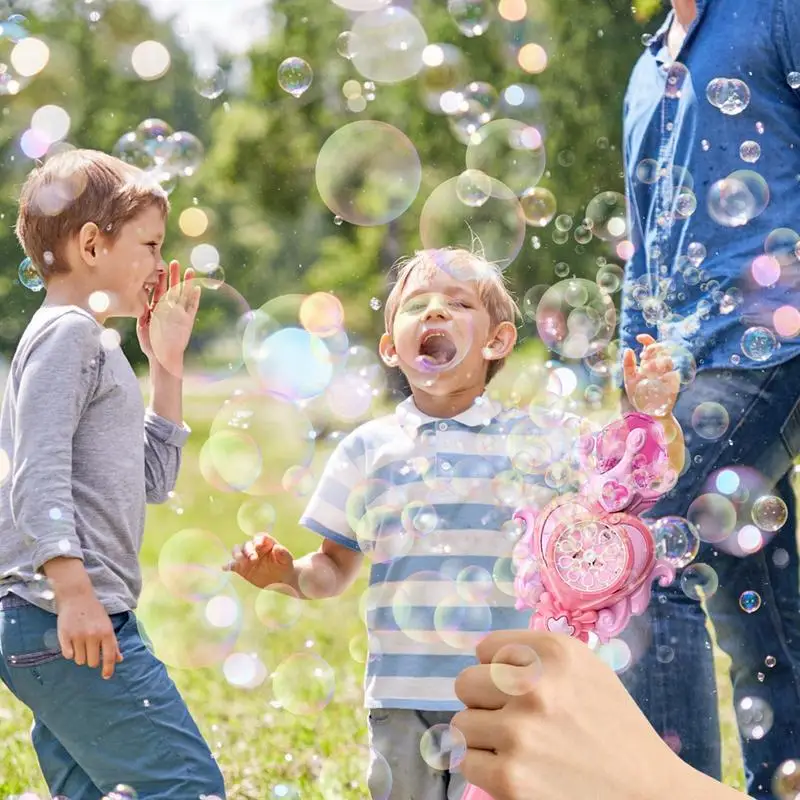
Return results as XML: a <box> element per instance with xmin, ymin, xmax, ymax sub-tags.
<box><xmin>0</xmin><ymin>598</ymin><xmax>226</xmax><ymax>800</ymax></box>
<box><xmin>621</xmin><ymin>359</ymin><xmax>800</xmax><ymax>798</ymax></box>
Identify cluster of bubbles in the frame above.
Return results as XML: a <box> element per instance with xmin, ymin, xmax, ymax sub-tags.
<box><xmin>113</xmin><ymin>118</ymin><xmax>204</xmax><ymax>193</ymax></box>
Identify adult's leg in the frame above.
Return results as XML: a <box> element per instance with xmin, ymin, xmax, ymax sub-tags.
<box><xmin>622</xmin><ymin>359</ymin><xmax>800</xmax><ymax>796</ymax></box>
<box><xmin>2</xmin><ymin>603</ymin><xmax>226</xmax><ymax>799</ymax></box>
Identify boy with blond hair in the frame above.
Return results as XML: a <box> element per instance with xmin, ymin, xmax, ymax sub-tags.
<box><xmin>0</xmin><ymin>150</ymin><xmax>225</xmax><ymax>799</ymax></box>
<box><xmin>229</xmin><ymin>247</ymin><xmax>682</xmax><ymax>800</ymax></box>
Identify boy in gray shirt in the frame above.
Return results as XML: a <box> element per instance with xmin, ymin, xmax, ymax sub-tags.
<box><xmin>0</xmin><ymin>150</ymin><xmax>225</xmax><ymax>799</ymax></box>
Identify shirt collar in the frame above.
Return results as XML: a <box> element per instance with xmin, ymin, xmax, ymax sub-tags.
<box><xmin>646</xmin><ymin>0</ymin><xmax>709</xmax><ymax>60</ymax></box>
<box><xmin>395</xmin><ymin>393</ymin><xmax>502</xmax><ymax>434</ymax></box>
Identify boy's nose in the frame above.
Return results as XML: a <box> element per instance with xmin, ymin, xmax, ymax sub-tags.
<box><xmin>423</xmin><ymin>297</ymin><xmax>450</xmax><ymax>320</ymax></box>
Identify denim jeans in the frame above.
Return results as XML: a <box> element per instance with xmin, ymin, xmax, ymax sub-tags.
<box><xmin>0</xmin><ymin>594</ymin><xmax>226</xmax><ymax>799</ymax></box>
<box><xmin>620</xmin><ymin>358</ymin><xmax>800</xmax><ymax>799</ymax></box>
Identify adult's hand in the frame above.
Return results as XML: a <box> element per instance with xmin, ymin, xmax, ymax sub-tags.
<box><xmin>453</xmin><ymin>630</ymin><xmax>747</xmax><ymax>800</ymax></box>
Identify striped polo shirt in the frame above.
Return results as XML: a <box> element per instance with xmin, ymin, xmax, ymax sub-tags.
<box><xmin>300</xmin><ymin>393</ymin><xmax>577</xmax><ymax>710</ymax></box>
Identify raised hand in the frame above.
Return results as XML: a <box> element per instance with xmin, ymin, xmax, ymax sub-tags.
<box><xmin>224</xmin><ymin>533</ymin><xmax>296</xmax><ymax>589</ymax></box>
<box><xmin>622</xmin><ymin>333</ymin><xmax>681</xmax><ymax>417</ymax></box>
<box><xmin>138</xmin><ymin>260</ymin><xmax>201</xmax><ymax>377</ymax></box>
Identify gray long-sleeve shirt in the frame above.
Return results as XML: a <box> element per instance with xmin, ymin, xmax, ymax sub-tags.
<box><xmin>0</xmin><ymin>305</ymin><xmax>189</xmax><ymax>614</ymax></box>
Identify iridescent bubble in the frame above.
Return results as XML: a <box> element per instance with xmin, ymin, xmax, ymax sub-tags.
<box><xmin>272</xmin><ymin>653</ymin><xmax>335</xmax><ymax>715</ymax></box>
<box><xmin>789</xmin><ymin>72</ymin><xmax>800</xmax><ymax>90</ymax></box>
<box><xmin>419</xmin><ymin>723</ymin><xmax>467</xmax><ymax>770</ymax></box>
<box><xmin>594</xmin><ymin>264</ymin><xmax>623</xmax><ymax>294</ymax></box>
<box><xmin>596</xmin><ymin>639</ymin><xmax>633</xmax><ymax>673</ymax></box>
<box><xmin>434</xmin><ymin>595</ymin><xmax>492</xmax><ymax>649</ymax></box>
<box><xmin>391</xmin><ymin>572</ymin><xmax>455</xmax><ymax>645</ymax></box>
<box><xmin>536</xmin><ymin>278</ymin><xmax>616</xmax><ymax>359</ymax></box>
<box><xmin>492</xmin><ymin>557</ymin><xmax>517</xmax><ymax>596</ymax></box>
<box><xmin>665</xmin><ymin>62</ymin><xmax>689</xmax><ymax>99</ymax></box>
<box><xmin>687</xmin><ymin>494</ymin><xmax>737</xmax><ymax>543</ymax></box>
<box><xmin>158</xmin><ymin>528</ymin><xmax>230</xmax><ymax>601</ymax></box>
<box><xmin>194</xmin><ymin>65</ymin><xmax>226</xmax><ymax>99</ymax></box>
<box><xmin>316</xmin><ymin>121</ymin><xmax>421</xmax><ymax>226</ymax></box>
<box><xmin>650</xmin><ymin>516</ymin><xmax>700</xmax><ymax>569</ymax></box>
<box><xmin>350</xmin><ymin>6</ymin><xmax>427</xmax><ymax>84</ymax></box>
<box><xmin>520</xmin><ymin>186</ymin><xmax>557</xmax><ymax>227</ymax></box>
<box><xmin>278</xmin><ymin>57</ymin><xmax>313</xmax><ymax>98</ymax></box>
<box><xmin>254</xmin><ymin>585</ymin><xmax>304</xmax><ymax>631</ymax></box>
<box><xmin>236</xmin><ymin>499</ymin><xmax>276</xmax><ymax>537</ymax></box>
<box><xmin>662</xmin><ymin>342</ymin><xmax>697</xmax><ymax>387</ymax></box>
<box><xmin>741</xmin><ymin>326</ymin><xmax>777</xmax><ymax>362</ymax></box>
<box><xmin>447</xmin><ymin>81</ymin><xmax>499</xmax><ymax>143</ymax></box>
<box><xmin>447</xmin><ymin>0</ymin><xmax>492</xmax><ymax>37</ymax></box>
<box><xmin>209</xmin><ymin>393</ymin><xmax>315</xmax><ymax>496</ymax></box>
<box><xmin>773</xmin><ymin>759</ymin><xmax>800</xmax><ymax>800</ymax></box>
<box><xmin>740</xmin><ymin>140</ymin><xmax>761</xmax><ymax>163</ymax></box>
<box><xmin>691</xmin><ymin>401</ymin><xmax>730</xmax><ymax>441</ymax></box>
<box><xmin>466</xmin><ymin>119</ymin><xmax>546</xmax><ymax>195</ymax></box>
<box><xmin>636</xmin><ymin>159</ymin><xmax>659</xmax><ymax>184</ymax></box>
<box><xmin>707</xmin><ymin>170</ymin><xmax>769</xmax><ymax>227</ymax></box>
<box><xmin>489</xmin><ymin>643</ymin><xmax>543</xmax><ymax>695</ymax></box>
<box><xmin>419</xmin><ymin>44</ymin><xmax>467</xmax><ymax>114</ymax></box>
<box><xmin>766</xmin><ymin>227</ymin><xmax>799</xmax><ymax>266</ymax></box>
<box><xmin>455</xmin><ymin>169</ymin><xmax>492</xmax><ymax>207</ymax></box>
<box><xmin>752</xmin><ymin>495</ymin><xmax>788</xmax><ymax>532</ymax></box>
<box><xmin>166</xmin><ymin>131</ymin><xmax>204</xmax><ymax>177</ymax></box>
<box><xmin>585</xmin><ymin>191</ymin><xmax>628</xmax><ymax>241</ymax></box>
<box><xmin>632</xmin><ymin>377</ymin><xmax>674</xmax><ymax>417</ymax></box>
<box><xmin>420</xmin><ymin>176</ymin><xmax>525</xmax><ymax>268</ymax></box>
<box><xmin>675</xmin><ymin>189</ymin><xmax>697</xmax><ymax>218</ymax></box>
<box><xmin>18</xmin><ymin>256</ymin><xmax>43</xmax><ymax>291</ymax></box>
<box><xmin>707</xmin><ymin>77</ymin><xmax>751</xmax><ymax>115</ymax></box>
<box><xmin>736</xmin><ymin>696</ymin><xmax>774</xmax><ymax>740</ymax></box>
<box><xmin>680</xmin><ymin>563</ymin><xmax>719</xmax><ymax>600</ymax></box>
<box><xmin>336</xmin><ymin>31</ymin><xmax>356</xmax><ymax>60</ymax></box>
<box><xmin>687</xmin><ymin>241</ymin><xmax>707</xmax><ymax>266</ymax></box>
<box><xmin>401</xmin><ymin>502</ymin><xmax>438</xmax><ymax>538</ymax></box>
<box><xmin>135</xmin><ymin>118</ymin><xmax>175</xmax><ymax>165</ymax></box>
<box><xmin>739</xmin><ymin>590</ymin><xmax>762</xmax><ymax>614</ymax></box>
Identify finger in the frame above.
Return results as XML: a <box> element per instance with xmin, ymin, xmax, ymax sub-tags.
<box><xmin>459</xmin><ymin>749</ymin><xmax>505</xmax><ymax>797</ymax></box>
<box><xmin>622</xmin><ymin>348</ymin><xmax>638</xmax><ymax>386</ymax></box>
<box><xmin>169</xmin><ymin>259</ymin><xmax>180</xmax><ymax>294</ymax></box>
<box><xmin>636</xmin><ymin>333</ymin><xmax>656</xmax><ymax>347</ymax></box>
<box><xmin>184</xmin><ymin>266</ymin><xmax>196</xmax><ymax>283</ymax></box>
<box><xmin>151</xmin><ymin>270</ymin><xmax>168</xmax><ymax>310</ymax></box>
<box><xmin>85</xmin><ymin>636</ymin><xmax>101</xmax><ymax>669</ymax></box>
<box><xmin>101</xmin><ymin>633</ymin><xmax>118</xmax><ymax>679</ymax></box>
<box><xmin>59</xmin><ymin>630</ymin><xmax>74</xmax><ymax>661</ymax></box>
<box><xmin>452</xmin><ymin>708</ymin><xmax>509</xmax><ymax>751</ymax></box>
<box><xmin>475</xmin><ymin>629</ymin><xmax>554</xmax><ymax>665</ymax></box>
<box><xmin>254</xmin><ymin>535</ymin><xmax>276</xmax><ymax>556</ymax></box>
<box><xmin>244</xmin><ymin>540</ymin><xmax>257</xmax><ymax>560</ymax></box>
<box><xmin>71</xmin><ymin>638</ymin><xmax>88</xmax><ymax>667</ymax></box>
<box><xmin>272</xmin><ymin>545</ymin><xmax>293</xmax><ymax>566</ymax></box>
<box><xmin>455</xmin><ymin>664</ymin><xmax>512</xmax><ymax>711</ymax></box>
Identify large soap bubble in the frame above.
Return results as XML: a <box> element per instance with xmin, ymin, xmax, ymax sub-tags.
<box><xmin>316</xmin><ymin>121</ymin><xmax>421</xmax><ymax>226</ymax></box>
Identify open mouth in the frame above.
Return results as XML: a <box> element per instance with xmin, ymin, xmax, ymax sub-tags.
<box><xmin>416</xmin><ymin>329</ymin><xmax>458</xmax><ymax>370</ymax></box>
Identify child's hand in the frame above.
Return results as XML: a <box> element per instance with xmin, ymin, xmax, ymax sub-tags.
<box><xmin>622</xmin><ymin>334</ymin><xmax>681</xmax><ymax>417</ymax></box>
<box><xmin>224</xmin><ymin>533</ymin><xmax>296</xmax><ymax>589</ymax></box>
<box><xmin>57</xmin><ymin>592</ymin><xmax>123</xmax><ymax>680</ymax></box>
<box><xmin>138</xmin><ymin>260</ymin><xmax>201</xmax><ymax>377</ymax></box>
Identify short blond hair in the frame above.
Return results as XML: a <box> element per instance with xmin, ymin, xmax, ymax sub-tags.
<box><xmin>384</xmin><ymin>248</ymin><xmax>521</xmax><ymax>382</ymax></box>
<box><xmin>16</xmin><ymin>149</ymin><xmax>170</xmax><ymax>280</ymax></box>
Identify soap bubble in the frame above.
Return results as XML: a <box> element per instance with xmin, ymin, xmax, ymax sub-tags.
<box><xmin>665</xmin><ymin>62</ymin><xmax>689</xmax><ymax>99</ymax></box>
<box><xmin>466</xmin><ymin>118</ymin><xmax>546</xmax><ymax>195</ymax></box>
<box><xmin>715</xmin><ymin>78</ymin><xmax>751</xmax><ymax>115</ymax></box>
<box><xmin>739</xmin><ymin>590</ymin><xmax>762</xmax><ymax>614</ymax></box>
<box><xmin>535</xmin><ymin>278</ymin><xmax>616</xmax><ymax>359</ymax></box>
<box><xmin>194</xmin><ymin>65</ymin><xmax>226</xmax><ymax>99</ymax></box>
<box><xmin>740</xmin><ymin>140</ymin><xmax>761</xmax><ymax>163</ymax></box>
<box><xmin>691</xmin><ymin>402</ymin><xmax>730</xmax><ymax>441</ymax></box>
<box><xmin>707</xmin><ymin>170</ymin><xmax>769</xmax><ymax>227</ymax></box>
<box><xmin>420</xmin><ymin>176</ymin><xmax>526</xmax><ymax>268</ymax></box>
<box><xmin>167</xmin><ymin>131</ymin><xmax>204</xmax><ymax>177</ymax></box>
<box><xmin>687</xmin><ymin>494</ymin><xmax>737</xmax><ymax>543</ymax></box>
<box><xmin>788</xmin><ymin>73</ymin><xmax>800</xmax><ymax>90</ymax></box>
<box><xmin>520</xmin><ymin>186</ymin><xmax>557</xmax><ymax>227</ymax></box>
<box><xmin>419</xmin><ymin>44</ymin><xmax>467</xmax><ymax>113</ymax></box>
<box><xmin>650</xmin><ymin>516</ymin><xmax>700</xmax><ymax>569</ymax></box>
<box><xmin>433</xmin><ymin>595</ymin><xmax>492</xmax><ymax>650</ymax></box>
<box><xmin>773</xmin><ymin>759</ymin><xmax>800</xmax><ymax>800</ymax></box>
<box><xmin>447</xmin><ymin>0</ymin><xmax>492</xmax><ymax>37</ymax></box>
<box><xmin>278</xmin><ymin>57</ymin><xmax>313</xmax><ymax>97</ymax></box>
<box><xmin>489</xmin><ymin>643</ymin><xmax>543</xmax><ymax>695</ymax></box>
<box><xmin>752</xmin><ymin>495</ymin><xmax>788</xmax><ymax>532</ymax></box>
<box><xmin>632</xmin><ymin>377</ymin><xmax>674</xmax><ymax>417</ymax></box>
<box><xmin>135</xmin><ymin>118</ymin><xmax>175</xmax><ymax>164</ymax></box>
<box><xmin>687</xmin><ymin>241</ymin><xmax>706</xmax><ymax>266</ymax></box>
<box><xmin>236</xmin><ymin>500</ymin><xmax>276</xmax><ymax>537</ymax></box>
<box><xmin>350</xmin><ymin>6</ymin><xmax>427</xmax><ymax>84</ymax></box>
<box><xmin>447</xmin><ymin>81</ymin><xmax>499</xmax><ymax>143</ymax></box>
<box><xmin>585</xmin><ymin>191</ymin><xmax>628</xmax><ymax>241</ymax></box>
<box><xmin>316</xmin><ymin>121</ymin><xmax>421</xmax><ymax>226</ymax></box>
<box><xmin>336</xmin><ymin>31</ymin><xmax>356</xmax><ymax>60</ymax></box>
<box><xmin>272</xmin><ymin>653</ymin><xmax>335</xmax><ymax>715</ymax></box>
<box><xmin>736</xmin><ymin>696</ymin><xmax>773</xmax><ymax>740</ymax></box>
<box><xmin>254</xmin><ymin>585</ymin><xmax>304</xmax><ymax>631</ymax></box>
<box><xmin>419</xmin><ymin>723</ymin><xmax>467</xmax><ymax>770</ymax></box>
<box><xmin>158</xmin><ymin>528</ymin><xmax>230</xmax><ymax>601</ymax></box>
<box><xmin>455</xmin><ymin>169</ymin><xmax>492</xmax><ymax>207</ymax></box>
<box><xmin>741</xmin><ymin>326</ymin><xmax>777</xmax><ymax>362</ymax></box>
<box><xmin>680</xmin><ymin>563</ymin><xmax>719</xmax><ymax>600</ymax></box>
<box><xmin>18</xmin><ymin>257</ymin><xmax>43</xmax><ymax>291</ymax></box>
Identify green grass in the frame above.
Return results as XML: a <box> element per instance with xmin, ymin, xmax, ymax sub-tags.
<box><xmin>0</xmin><ymin>377</ymin><xmax>751</xmax><ymax>798</ymax></box>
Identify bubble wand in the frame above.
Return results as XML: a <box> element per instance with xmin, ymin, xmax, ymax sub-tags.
<box><xmin>462</xmin><ymin>412</ymin><xmax>677</xmax><ymax>800</ymax></box>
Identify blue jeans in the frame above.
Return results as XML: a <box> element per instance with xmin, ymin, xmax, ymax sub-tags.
<box><xmin>620</xmin><ymin>359</ymin><xmax>800</xmax><ymax>799</ymax></box>
<box><xmin>0</xmin><ymin>595</ymin><xmax>226</xmax><ymax>799</ymax></box>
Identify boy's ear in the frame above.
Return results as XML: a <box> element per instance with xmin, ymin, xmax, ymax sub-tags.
<box><xmin>379</xmin><ymin>332</ymin><xmax>399</xmax><ymax>367</ymax></box>
<box><xmin>483</xmin><ymin>321</ymin><xmax>517</xmax><ymax>361</ymax></box>
<box><xmin>78</xmin><ymin>222</ymin><xmax>101</xmax><ymax>266</ymax></box>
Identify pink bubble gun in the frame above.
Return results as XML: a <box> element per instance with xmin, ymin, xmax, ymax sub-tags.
<box><xmin>462</xmin><ymin>413</ymin><xmax>677</xmax><ymax>800</ymax></box>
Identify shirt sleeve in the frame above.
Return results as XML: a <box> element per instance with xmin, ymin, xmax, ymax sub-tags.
<box><xmin>10</xmin><ymin>313</ymin><xmax>101</xmax><ymax>570</ymax></box>
<box><xmin>299</xmin><ymin>432</ymin><xmax>365</xmax><ymax>553</ymax></box>
<box><xmin>143</xmin><ymin>410</ymin><xmax>190</xmax><ymax>504</ymax></box>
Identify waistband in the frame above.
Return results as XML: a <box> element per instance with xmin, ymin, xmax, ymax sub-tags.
<box><xmin>0</xmin><ymin>593</ymin><xmax>32</xmax><ymax>610</ymax></box>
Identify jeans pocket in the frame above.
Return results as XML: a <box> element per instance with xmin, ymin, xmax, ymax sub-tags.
<box><xmin>780</xmin><ymin>395</ymin><xmax>800</xmax><ymax>458</ymax></box>
<box><xmin>368</xmin><ymin>709</ymin><xmax>391</xmax><ymax>725</ymax></box>
<box><xmin>6</xmin><ymin>648</ymin><xmax>63</xmax><ymax>668</ymax></box>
